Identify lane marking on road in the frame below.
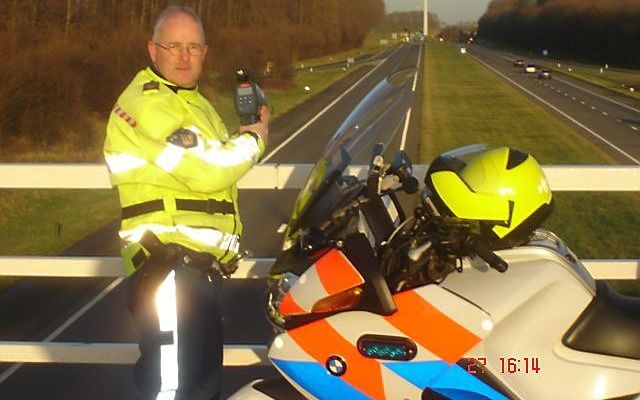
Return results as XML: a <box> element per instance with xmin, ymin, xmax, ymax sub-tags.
<box><xmin>632</xmin><ymin>126</ymin><xmax>639</xmax><ymax>131</ymax></box>
<box><xmin>468</xmin><ymin>52</ymin><xmax>640</xmax><ymax>164</ymax></box>
<box><xmin>488</xmin><ymin>46</ymin><xmax>640</xmax><ymax>116</ymax></box>
<box><xmin>260</xmin><ymin>53</ymin><xmax>389</xmax><ymax>163</ymax></box>
<box><xmin>554</xmin><ymin>76</ymin><xmax>640</xmax><ymax>116</ymax></box>
<box><xmin>602</xmin><ymin>112</ymin><xmax>608</xmax><ymax>116</ymax></box>
<box><xmin>0</xmin><ymin>277</ymin><xmax>125</xmax><ymax>385</ymax></box>
<box><xmin>400</xmin><ymin>44</ymin><xmax>423</xmax><ymax>151</ymax></box>
<box><xmin>591</xmin><ymin>106</ymin><xmax>597</xmax><ymax>110</ymax></box>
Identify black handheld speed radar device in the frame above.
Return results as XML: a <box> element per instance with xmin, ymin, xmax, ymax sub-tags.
<box><xmin>234</xmin><ymin>68</ymin><xmax>266</xmax><ymax>125</ymax></box>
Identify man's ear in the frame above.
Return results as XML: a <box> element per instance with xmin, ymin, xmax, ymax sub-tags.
<box><xmin>147</xmin><ymin>40</ymin><xmax>157</xmax><ymax>64</ymax></box>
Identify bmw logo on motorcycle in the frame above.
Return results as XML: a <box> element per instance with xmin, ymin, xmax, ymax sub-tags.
<box><xmin>325</xmin><ymin>355</ymin><xmax>347</xmax><ymax>376</ymax></box>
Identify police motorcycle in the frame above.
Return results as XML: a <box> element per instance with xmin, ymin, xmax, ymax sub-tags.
<box><xmin>230</xmin><ymin>68</ymin><xmax>640</xmax><ymax>400</ymax></box>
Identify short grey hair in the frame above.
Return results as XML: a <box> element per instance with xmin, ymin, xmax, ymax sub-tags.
<box><xmin>152</xmin><ymin>6</ymin><xmax>205</xmax><ymax>43</ymax></box>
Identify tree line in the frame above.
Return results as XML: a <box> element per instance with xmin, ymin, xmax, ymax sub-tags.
<box><xmin>0</xmin><ymin>0</ymin><xmax>384</xmax><ymax>158</ymax></box>
<box><xmin>477</xmin><ymin>0</ymin><xmax>640</xmax><ymax>67</ymax></box>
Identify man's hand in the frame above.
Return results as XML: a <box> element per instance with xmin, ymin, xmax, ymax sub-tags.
<box><xmin>240</xmin><ymin>105</ymin><xmax>270</xmax><ymax>146</ymax></box>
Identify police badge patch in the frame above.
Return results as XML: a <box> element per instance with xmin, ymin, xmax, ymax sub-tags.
<box><xmin>167</xmin><ymin>128</ymin><xmax>198</xmax><ymax>148</ymax></box>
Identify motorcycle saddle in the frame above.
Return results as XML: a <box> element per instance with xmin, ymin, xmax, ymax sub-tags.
<box><xmin>563</xmin><ymin>280</ymin><xmax>640</xmax><ymax>360</ymax></box>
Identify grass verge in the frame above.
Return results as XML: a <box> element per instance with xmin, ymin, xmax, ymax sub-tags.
<box><xmin>421</xmin><ymin>41</ymin><xmax>640</xmax><ymax>294</ymax></box>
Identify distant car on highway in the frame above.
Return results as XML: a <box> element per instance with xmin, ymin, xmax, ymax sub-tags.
<box><xmin>524</xmin><ymin>64</ymin><xmax>537</xmax><ymax>73</ymax></box>
<box><xmin>513</xmin><ymin>59</ymin><xmax>525</xmax><ymax>67</ymax></box>
<box><xmin>537</xmin><ymin>69</ymin><xmax>552</xmax><ymax>79</ymax></box>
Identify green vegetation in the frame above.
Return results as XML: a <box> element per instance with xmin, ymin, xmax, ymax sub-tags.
<box><xmin>0</xmin><ymin>0</ymin><xmax>385</xmax><ymax>157</ymax></box>
<box><xmin>478</xmin><ymin>0</ymin><xmax>640</xmax><ymax>68</ymax></box>
<box><xmin>420</xmin><ymin>41</ymin><xmax>640</xmax><ymax>293</ymax></box>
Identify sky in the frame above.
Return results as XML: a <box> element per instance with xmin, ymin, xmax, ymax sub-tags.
<box><xmin>384</xmin><ymin>0</ymin><xmax>492</xmax><ymax>24</ymax></box>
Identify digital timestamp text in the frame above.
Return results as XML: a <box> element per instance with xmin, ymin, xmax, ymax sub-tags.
<box><xmin>465</xmin><ymin>357</ymin><xmax>541</xmax><ymax>374</ymax></box>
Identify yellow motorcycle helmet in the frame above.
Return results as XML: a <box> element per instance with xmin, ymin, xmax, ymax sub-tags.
<box><xmin>424</xmin><ymin>145</ymin><xmax>554</xmax><ymax>249</ymax></box>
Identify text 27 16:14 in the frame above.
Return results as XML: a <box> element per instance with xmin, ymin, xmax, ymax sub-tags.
<box><xmin>466</xmin><ymin>357</ymin><xmax>541</xmax><ymax>374</ymax></box>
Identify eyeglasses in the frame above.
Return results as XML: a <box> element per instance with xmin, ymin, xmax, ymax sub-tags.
<box><xmin>154</xmin><ymin>42</ymin><xmax>206</xmax><ymax>56</ymax></box>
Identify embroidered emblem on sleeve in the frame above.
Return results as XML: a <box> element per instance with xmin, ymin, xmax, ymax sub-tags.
<box><xmin>166</xmin><ymin>128</ymin><xmax>198</xmax><ymax>148</ymax></box>
<box><xmin>113</xmin><ymin>104</ymin><xmax>137</xmax><ymax>128</ymax></box>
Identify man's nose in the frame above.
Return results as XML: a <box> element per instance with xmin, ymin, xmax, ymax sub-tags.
<box><xmin>178</xmin><ymin>49</ymin><xmax>190</xmax><ymax>61</ymax></box>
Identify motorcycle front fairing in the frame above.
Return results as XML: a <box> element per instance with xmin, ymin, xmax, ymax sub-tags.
<box><xmin>270</xmin><ymin>67</ymin><xmax>416</xmax><ymax>277</ymax></box>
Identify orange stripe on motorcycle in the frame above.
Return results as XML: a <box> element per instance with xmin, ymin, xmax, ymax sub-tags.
<box><xmin>385</xmin><ymin>290</ymin><xmax>481</xmax><ymax>364</ymax></box>
<box><xmin>315</xmin><ymin>249</ymin><xmax>364</xmax><ymax>295</ymax></box>
<box><xmin>279</xmin><ymin>292</ymin><xmax>306</xmax><ymax>316</ymax></box>
<box><xmin>289</xmin><ymin>319</ymin><xmax>385</xmax><ymax>399</ymax></box>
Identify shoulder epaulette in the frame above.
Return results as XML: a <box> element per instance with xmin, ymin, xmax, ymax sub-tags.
<box><xmin>142</xmin><ymin>80</ymin><xmax>160</xmax><ymax>94</ymax></box>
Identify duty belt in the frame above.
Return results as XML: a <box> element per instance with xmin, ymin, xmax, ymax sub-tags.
<box><xmin>132</xmin><ymin>230</ymin><xmax>221</xmax><ymax>278</ymax></box>
<box><xmin>121</xmin><ymin>198</ymin><xmax>235</xmax><ymax>219</ymax></box>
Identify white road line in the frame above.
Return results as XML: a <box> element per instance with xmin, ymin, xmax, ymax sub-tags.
<box><xmin>602</xmin><ymin>112</ymin><xmax>608</xmax><ymax>116</ymax></box>
<box><xmin>591</xmin><ymin>106</ymin><xmax>597</xmax><ymax>110</ymax></box>
<box><xmin>400</xmin><ymin>108</ymin><xmax>413</xmax><ymax>151</ymax></box>
<box><xmin>260</xmin><ymin>54</ymin><xmax>389</xmax><ymax>163</ymax></box>
<box><xmin>0</xmin><ymin>278</ymin><xmax>125</xmax><ymax>385</ymax></box>
<box><xmin>411</xmin><ymin>44</ymin><xmax>423</xmax><ymax>92</ymax></box>
<box><xmin>468</xmin><ymin>52</ymin><xmax>640</xmax><ymax>164</ymax></box>
<box><xmin>632</xmin><ymin>126</ymin><xmax>639</xmax><ymax>131</ymax></box>
<box><xmin>554</xmin><ymin>76</ymin><xmax>640</xmax><ymax>116</ymax></box>
<box><xmin>486</xmin><ymin>46</ymin><xmax>640</xmax><ymax>116</ymax></box>
<box><xmin>400</xmin><ymin>44</ymin><xmax>423</xmax><ymax>150</ymax></box>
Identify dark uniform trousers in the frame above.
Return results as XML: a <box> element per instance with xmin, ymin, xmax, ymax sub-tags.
<box><xmin>127</xmin><ymin>248</ymin><xmax>223</xmax><ymax>400</ymax></box>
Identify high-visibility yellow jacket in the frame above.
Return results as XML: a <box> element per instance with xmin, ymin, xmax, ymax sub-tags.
<box><xmin>104</xmin><ymin>67</ymin><xmax>264</xmax><ymax>274</ymax></box>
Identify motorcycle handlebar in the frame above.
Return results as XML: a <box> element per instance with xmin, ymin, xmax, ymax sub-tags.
<box><xmin>468</xmin><ymin>236</ymin><xmax>509</xmax><ymax>272</ymax></box>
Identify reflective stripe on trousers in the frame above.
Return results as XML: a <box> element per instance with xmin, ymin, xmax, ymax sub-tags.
<box><xmin>129</xmin><ymin>264</ymin><xmax>223</xmax><ymax>400</ymax></box>
<box><xmin>155</xmin><ymin>271</ymin><xmax>179</xmax><ymax>399</ymax></box>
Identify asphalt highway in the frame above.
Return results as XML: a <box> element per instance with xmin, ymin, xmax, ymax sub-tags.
<box><xmin>0</xmin><ymin>42</ymin><xmax>424</xmax><ymax>400</ymax></box>
<box><xmin>467</xmin><ymin>45</ymin><xmax>640</xmax><ymax>165</ymax></box>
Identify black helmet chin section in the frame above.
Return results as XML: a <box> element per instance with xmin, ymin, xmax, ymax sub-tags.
<box><xmin>482</xmin><ymin>199</ymin><xmax>555</xmax><ymax>249</ymax></box>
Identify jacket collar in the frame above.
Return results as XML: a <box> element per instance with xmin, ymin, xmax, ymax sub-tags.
<box><xmin>146</xmin><ymin>66</ymin><xmax>199</xmax><ymax>93</ymax></box>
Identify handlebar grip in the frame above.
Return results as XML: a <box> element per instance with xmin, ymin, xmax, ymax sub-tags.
<box><xmin>470</xmin><ymin>237</ymin><xmax>509</xmax><ymax>272</ymax></box>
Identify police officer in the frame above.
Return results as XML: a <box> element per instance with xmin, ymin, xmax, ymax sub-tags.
<box><xmin>103</xmin><ymin>6</ymin><xmax>269</xmax><ymax>400</ymax></box>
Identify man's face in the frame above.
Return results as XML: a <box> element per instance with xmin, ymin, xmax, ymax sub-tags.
<box><xmin>147</xmin><ymin>13</ymin><xmax>207</xmax><ymax>88</ymax></box>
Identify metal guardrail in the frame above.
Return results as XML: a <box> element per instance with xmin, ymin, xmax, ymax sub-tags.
<box><xmin>1</xmin><ymin>163</ymin><xmax>639</xmax><ymax>190</ymax></box>
<box><xmin>1</xmin><ymin>163</ymin><xmax>639</xmax><ymax>365</ymax></box>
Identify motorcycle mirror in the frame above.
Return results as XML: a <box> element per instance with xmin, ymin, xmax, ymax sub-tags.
<box><xmin>390</xmin><ymin>150</ymin><xmax>413</xmax><ymax>180</ymax></box>
<box><xmin>389</xmin><ymin>150</ymin><xmax>418</xmax><ymax>193</ymax></box>
<box><xmin>402</xmin><ymin>176</ymin><xmax>419</xmax><ymax>194</ymax></box>
<box><xmin>370</xmin><ymin>143</ymin><xmax>385</xmax><ymax>167</ymax></box>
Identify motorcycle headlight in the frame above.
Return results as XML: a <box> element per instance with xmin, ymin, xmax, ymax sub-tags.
<box><xmin>265</xmin><ymin>272</ymin><xmax>299</xmax><ymax>332</ymax></box>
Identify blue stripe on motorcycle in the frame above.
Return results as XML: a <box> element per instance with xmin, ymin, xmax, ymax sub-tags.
<box><xmin>272</xmin><ymin>359</ymin><xmax>370</xmax><ymax>400</ymax></box>
<box><xmin>384</xmin><ymin>361</ymin><xmax>509</xmax><ymax>400</ymax></box>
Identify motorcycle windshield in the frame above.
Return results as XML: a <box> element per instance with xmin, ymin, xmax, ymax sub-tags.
<box><xmin>280</xmin><ymin>67</ymin><xmax>416</xmax><ymax>259</ymax></box>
